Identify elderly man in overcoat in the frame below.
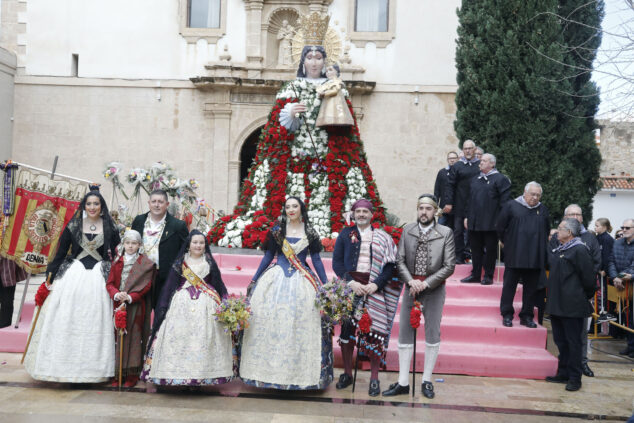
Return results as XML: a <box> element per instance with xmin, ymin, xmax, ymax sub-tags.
<box><xmin>382</xmin><ymin>194</ymin><xmax>455</xmax><ymax>399</ymax></box>
<box><xmin>497</xmin><ymin>181</ymin><xmax>550</xmax><ymax>328</ymax></box>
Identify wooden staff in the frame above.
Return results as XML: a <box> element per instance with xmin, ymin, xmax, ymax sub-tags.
<box><xmin>118</xmin><ymin>328</ymin><xmax>124</xmax><ymax>390</ymax></box>
<box><xmin>412</xmin><ymin>327</ymin><xmax>417</xmax><ymax>397</ymax></box>
<box><xmin>21</xmin><ymin>274</ymin><xmax>51</xmax><ymax>364</ymax></box>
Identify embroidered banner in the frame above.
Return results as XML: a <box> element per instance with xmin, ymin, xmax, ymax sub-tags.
<box><xmin>0</xmin><ymin>168</ymin><xmax>87</xmax><ymax>273</ymax></box>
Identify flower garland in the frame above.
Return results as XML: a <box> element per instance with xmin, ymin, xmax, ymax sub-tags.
<box><xmin>410</xmin><ymin>301</ymin><xmax>422</xmax><ymax>329</ymax></box>
<box><xmin>34</xmin><ymin>282</ymin><xmax>50</xmax><ymax>307</ymax></box>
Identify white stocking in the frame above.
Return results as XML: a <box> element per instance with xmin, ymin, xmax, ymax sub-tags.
<box><xmin>397</xmin><ymin>343</ymin><xmax>414</xmax><ymax>386</ymax></box>
<box><xmin>422</xmin><ymin>342</ymin><xmax>440</xmax><ymax>383</ymax></box>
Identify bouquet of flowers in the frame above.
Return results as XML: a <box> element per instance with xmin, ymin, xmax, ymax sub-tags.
<box><xmin>103</xmin><ymin>162</ymin><xmax>129</xmax><ymax>206</ymax></box>
<box><xmin>214</xmin><ymin>294</ymin><xmax>252</xmax><ymax>334</ymax></box>
<box><xmin>314</xmin><ymin>278</ymin><xmax>355</xmax><ymax>329</ymax></box>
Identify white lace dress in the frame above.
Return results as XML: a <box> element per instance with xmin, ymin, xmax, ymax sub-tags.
<box><xmin>142</xmin><ymin>257</ymin><xmax>233</xmax><ymax>385</ymax></box>
<box><xmin>24</xmin><ymin>233</ymin><xmax>115</xmax><ymax>382</ymax></box>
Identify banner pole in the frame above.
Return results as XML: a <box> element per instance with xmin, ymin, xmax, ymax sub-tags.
<box><xmin>14</xmin><ymin>273</ymin><xmax>31</xmax><ymax>328</ymax></box>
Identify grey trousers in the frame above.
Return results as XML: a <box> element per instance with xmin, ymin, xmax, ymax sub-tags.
<box><xmin>398</xmin><ymin>283</ymin><xmax>446</xmax><ymax>345</ymax></box>
<box><xmin>582</xmin><ymin>316</ymin><xmax>590</xmax><ymax>365</ymax></box>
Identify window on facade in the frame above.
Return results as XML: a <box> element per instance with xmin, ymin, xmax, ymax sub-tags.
<box><xmin>355</xmin><ymin>0</ymin><xmax>389</xmax><ymax>32</ymax></box>
<box><xmin>188</xmin><ymin>0</ymin><xmax>221</xmax><ymax>28</ymax></box>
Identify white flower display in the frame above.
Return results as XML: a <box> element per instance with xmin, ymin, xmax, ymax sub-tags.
<box><xmin>251</xmin><ymin>159</ymin><xmax>270</xmax><ymax>210</ymax></box>
<box><xmin>287</xmin><ymin>173</ymin><xmax>305</xmax><ymax>200</ymax></box>
<box><xmin>343</xmin><ymin>167</ymin><xmax>368</xmax><ymax>212</ymax></box>
<box><xmin>307</xmin><ymin>172</ymin><xmax>331</xmax><ymax>238</ymax></box>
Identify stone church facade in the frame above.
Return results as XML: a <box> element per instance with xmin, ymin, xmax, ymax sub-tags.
<box><xmin>1</xmin><ymin>0</ymin><xmax>461</xmax><ymax>221</ymax></box>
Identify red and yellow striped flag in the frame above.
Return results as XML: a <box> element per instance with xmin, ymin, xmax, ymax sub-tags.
<box><xmin>0</xmin><ymin>169</ymin><xmax>86</xmax><ymax>274</ymax></box>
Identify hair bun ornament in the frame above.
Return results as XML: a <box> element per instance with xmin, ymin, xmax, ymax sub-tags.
<box><xmin>89</xmin><ymin>183</ymin><xmax>101</xmax><ymax>192</ymax></box>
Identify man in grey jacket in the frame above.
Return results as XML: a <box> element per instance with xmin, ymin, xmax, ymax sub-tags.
<box><xmin>383</xmin><ymin>194</ymin><xmax>455</xmax><ymax>399</ymax></box>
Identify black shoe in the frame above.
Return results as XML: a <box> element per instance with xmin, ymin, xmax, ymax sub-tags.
<box><xmin>382</xmin><ymin>382</ymin><xmax>409</xmax><ymax>396</ymax></box>
<box><xmin>460</xmin><ymin>275</ymin><xmax>480</xmax><ymax>283</ymax></box>
<box><xmin>421</xmin><ymin>381</ymin><xmax>435</xmax><ymax>399</ymax></box>
<box><xmin>582</xmin><ymin>363</ymin><xmax>594</xmax><ymax>377</ymax></box>
<box><xmin>618</xmin><ymin>348</ymin><xmax>633</xmax><ymax>356</ymax></box>
<box><xmin>481</xmin><ymin>277</ymin><xmax>493</xmax><ymax>285</ymax></box>
<box><xmin>502</xmin><ymin>316</ymin><xmax>513</xmax><ymax>327</ymax></box>
<box><xmin>368</xmin><ymin>379</ymin><xmax>380</xmax><ymax>397</ymax></box>
<box><xmin>545</xmin><ymin>374</ymin><xmax>568</xmax><ymax>384</ymax></box>
<box><xmin>565</xmin><ymin>380</ymin><xmax>581</xmax><ymax>391</ymax></box>
<box><xmin>596</xmin><ymin>312</ymin><xmax>617</xmax><ymax>323</ymax></box>
<box><xmin>335</xmin><ymin>373</ymin><xmax>353</xmax><ymax>390</ymax></box>
<box><xmin>520</xmin><ymin>319</ymin><xmax>537</xmax><ymax>328</ymax></box>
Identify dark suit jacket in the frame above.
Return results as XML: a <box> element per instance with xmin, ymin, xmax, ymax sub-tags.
<box><xmin>466</xmin><ymin>172</ymin><xmax>511</xmax><ymax>231</ymax></box>
<box><xmin>131</xmin><ymin>212</ymin><xmax>189</xmax><ymax>284</ymax></box>
<box><xmin>497</xmin><ymin>200</ymin><xmax>550</xmax><ymax>269</ymax></box>
<box><xmin>433</xmin><ymin>167</ymin><xmax>452</xmax><ymax>210</ymax></box>
<box><xmin>445</xmin><ymin>159</ymin><xmax>480</xmax><ymax>217</ymax></box>
<box><xmin>332</xmin><ymin>225</ymin><xmax>395</xmax><ymax>291</ymax></box>
<box><xmin>549</xmin><ymin>230</ymin><xmax>601</xmax><ymax>275</ymax></box>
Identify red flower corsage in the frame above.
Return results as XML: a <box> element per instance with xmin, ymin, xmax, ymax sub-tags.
<box><xmin>34</xmin><ymin>282</ymin><xmax>50</xmax><ymax>307</ymax></box>
<box><xmin>410</xmin><ymin>301</ymin><xmax>422</xmax><ymax>329</ymax></box>
<box><xmin>114</xmin><ymin>309</ymin><xmax>127</xmax><ymax>330</ymax></box>
<box><xmin>358</xmin><ymin>308</ymin><xmax>372</xmax><ymax>334</ymax></box>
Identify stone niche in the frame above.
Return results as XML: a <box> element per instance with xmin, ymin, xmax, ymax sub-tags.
<box><xmin>264</xmin><ymin>7</ymin><xmax>300</xmax><ymax>69</ymax></box>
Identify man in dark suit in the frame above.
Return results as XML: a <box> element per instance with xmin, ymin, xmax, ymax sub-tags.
<box><xmin>434</xmin><ymin>151</ymin><xmax>459</xmax><ymax>229</ymax></box>
<box><xmin>497</xmin><ymin>181</ymin><xmax>550</xmax><ymax>329</ymax></box>
<box><xmin>443</xmin><ymin>140</ymin><xmax>480</xmax><ymax>264</ymax></box>
<box><xmin>131</xmin><ymin>189</ymin><xmax>189</xmax><ymax>311</ymax></box>
<box><xmin>461</xmin><ymin>153</ymin><xmax>511</xmax><ymax>285</ymax></box>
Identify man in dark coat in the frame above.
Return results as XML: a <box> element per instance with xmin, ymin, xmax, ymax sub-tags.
<box><xmin>332</xmin><ymin>199</ymin><xmax>398</xmax><ymax>397</ymax></box>
<box><xmin>497</xmin><ymin>181</ymin><xmax>550</xmax><ymax>328</ymax></box>
<box><xmin>443</xmin><ymin>140</ymin><xmax>480</xmax><ymax>264</ymax></box>
<box><xmin>461</xmin><ymin>153</ymin><xmax>511</xmax><ymax>285</ymax></box>
<box><xmin>608</xmin><ymin>218</ymin><xmax>634</xmax><ymax>358</ymax></box>
<box><xmin>549</xmin><ymin>204</ymin><xmax>601</xmax><ymax>377</ymax></box>
<box><xmin>131</xmin><ymin>189</ymin><xmax>189</xmax><ymax>312</ymax></box>
<box><xmin>545</xmin><ymin>218</ymin><xmax>595</xmax><ymax>392</ymax></box>
<box><xmin>434</xmin><ymin>151</ymin><xmax>459</xmax><ymax>229</ymax></box>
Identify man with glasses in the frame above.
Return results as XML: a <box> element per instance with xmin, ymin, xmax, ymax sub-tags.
<box><xmin>434</xmin><ymin>151</ymin><xmax>459</xmax><ymax>229</ymax></box>
<box><xmin>497</xmin><ymin>182</ymin><xmax>550</xmax><ymax>328</ymax></box>
<box><xmin>607</xmin><ymin>218</ymin><xmax>634</xmax><ymax>358</ymax></box>
<box><xmin>443</xmin><ymin>140</ymin><xmax>480</xmax><ymax>264</ymax></box>
<box><xmin>549</xmin><ymin>204</ymin><xmax>601</xmax><ymax>377</ymax></box>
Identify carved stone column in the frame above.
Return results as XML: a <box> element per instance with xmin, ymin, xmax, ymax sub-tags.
<box><xmin>244</xmin><ymin>0</ymin><xmax>264</xmax><ymax>78</ymax></box>
<box><xmin>206</xmin><ymin>105</ymin><xmax>233</xmax><ymax>213</ymax></box>
<box><xmin>227</xmin><ymin>160</ymin><xmax>240</xmax><ymax>209</ymax></box>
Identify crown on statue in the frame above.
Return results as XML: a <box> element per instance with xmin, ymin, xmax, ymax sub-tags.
<box><xmin>299</xmin><ymin>12</ymin><xmax>330</xmax><ymax>46</ymax></box>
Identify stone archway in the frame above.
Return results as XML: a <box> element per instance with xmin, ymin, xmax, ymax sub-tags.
<box><xmin>239</xmin><ymin>126</ymin><xmax>263</xmax><ymax>183</ymax></box>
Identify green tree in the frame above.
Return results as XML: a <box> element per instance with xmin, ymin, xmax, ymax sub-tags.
<box><xmin>454</xmin><ymin>0</ymin><xmax>603</xmax><ymax>223</ymax></box>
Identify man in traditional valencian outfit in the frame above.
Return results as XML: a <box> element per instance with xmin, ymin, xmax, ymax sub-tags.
<box><xmin>332</xmin><ymin>199</ymin><xmax>398</xmax><ymax>396</ymax></box>
<box><xmin>131</xmin><ymin>189</ymin><xmax>188</xmax><ymax>313</ymax></box>
<box><xmin>383</xmin><ymin>194</ymin><xmax>455</xmax><ymax>399</ymax></box>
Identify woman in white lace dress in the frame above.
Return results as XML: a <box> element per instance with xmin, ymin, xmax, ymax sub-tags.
<box><xmin>24</xmin><ymin>191</ymin><xmax>120</xmax><ymax>383</ymax></box>
<box><xmin>141</xmin><ymin>230</ymin><xmax>233</xmax><ymax>386</ymax></box>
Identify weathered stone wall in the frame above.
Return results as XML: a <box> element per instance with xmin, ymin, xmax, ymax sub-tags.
<box><xmin>598</xmin><ymin>119</ymin><xmax>634</xmax><ymax>176</ymax></box>
<box><xmin>11</xmin><ymin>79</ymin><xmax>459</xmax><ymax>222</ymax></box>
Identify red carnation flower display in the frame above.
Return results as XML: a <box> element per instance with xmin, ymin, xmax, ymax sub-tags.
<box><xmin>34</xmin><ymin>282</ymin><xmax>50</xmax><ymax>307</ymax></box>
<box><xmin>410</xmin><ymin>301</ymin><xmax>422</xmax><ymax>329</ymax></box>
<box><xmin>358</xmin><ymin>308</ymin><xmax>372</xmax><ymax>334</ymax></box>
<box><xmin>114</xmin><ymin>309</ymin><xmax>127</xmax><ymax>330</ymax></box>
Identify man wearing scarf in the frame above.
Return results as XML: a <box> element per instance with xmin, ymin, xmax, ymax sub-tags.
<box><xmin>443</xmin><ymin>140</ymin><xmax>480</xmax><ymax>264</ymax></box>
<box><xmin>548</xmin><ymin>204</ymin><xmax>601</xmax><ymax>377</ymax></box>
<box><xmin>497</xmin><ymin>181</ymin><xmax>550</xmax><ymax>328</ymax></box>
<box><xmin>461</xmin><ymin>153</ymin><xmax>511</xmax><ymax>285</ymax></box>
<box><xmin>545</xmin><ymin>218</ymin><xmax>595</xmax><ymax>392</ymax></box>
<box><xmin>332</xmin><ymin>199</ymin><xmax>398</xmax><ymax>396</ymax></box>
<box><xmin>383</xmin><ymin>194</ymin><xmax>455</xmax><ymax>399</ymax></box>
<box><xmin>434</xmin><ymin>151</ymin><xmax>459</xmax><ymax>229</ymax></box>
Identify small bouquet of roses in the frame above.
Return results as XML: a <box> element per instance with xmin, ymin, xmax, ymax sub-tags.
<box><xmin>314</xmin><ymin>278</ymin><xmax>355</xmax><ymax>329</ymax></box>
<box><xmin>214</xmin><ymin>294</ymin><xmax>252</xmax><ymax>334</ymax></box>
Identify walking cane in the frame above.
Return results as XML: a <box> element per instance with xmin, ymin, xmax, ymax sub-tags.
<box><xmin>21</xmin><ymin>274</ymin><xmax>51</xmax><ymax>364</ymax></box>
<box><xmin>118</xmin><ymin>328</ymin><xmax>124</xmax><ymax>390</ymax></box>
<box><xmin>412</xmin><ymin>327</ymin><xmax>417</xmax><ymax>397</ymax></box>
<box><xmin>351</xmin><ymin>295</ymin><xmax>367</xmax><ymax>394</ymax></box>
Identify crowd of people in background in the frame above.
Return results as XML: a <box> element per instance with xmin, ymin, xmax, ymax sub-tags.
<box><xmin>434</xmin><ymin>141</ymin><xmax>634</xmax><ymax>392</ymax></box>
